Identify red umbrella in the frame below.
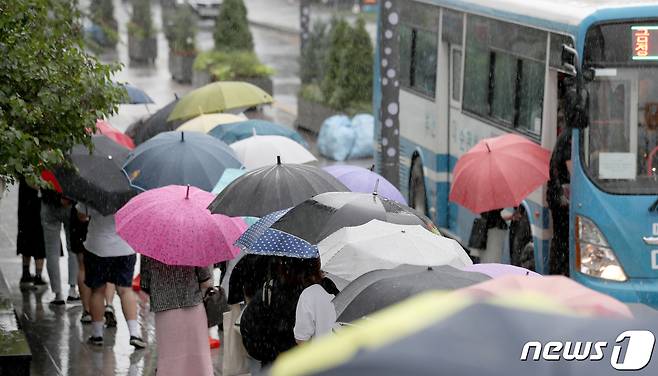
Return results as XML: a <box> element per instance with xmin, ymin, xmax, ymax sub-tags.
<box><xmin>95</xmin><ymin>119</ymin><xmax>135</xmax><ymax>149</ymax></box>
<box><xmin>41</xmin><ymin>170</ymin><xmax>62</xmax><ymax>193</ymax></box>
<box><xmin>449</xmin><ymin>134</ymin><xmax>550</xmax><ymax>213</ymax></box>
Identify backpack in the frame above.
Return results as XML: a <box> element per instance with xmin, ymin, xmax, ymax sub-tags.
<box><xmin>240</xmin><ymin>280</ymin><xmax>303</xmax><ymax>364</ymax></box>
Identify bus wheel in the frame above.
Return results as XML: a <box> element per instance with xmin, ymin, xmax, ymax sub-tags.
<box><xmin>409</xmin><ymin>157</ymin><xmax>428</xmax><ymax>216</ymax></box>
<box><xmin>510</xmin><ymin>209</ymin><xmax>536</xmax><ymax>271</ymax></box>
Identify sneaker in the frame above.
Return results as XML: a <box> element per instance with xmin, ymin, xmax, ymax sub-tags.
<box><xmin>129</xmin><ymin>336</ymin><xmax>146</xmax><ymax>349</ymax></box>
<box><xmin>66</xmin><ymin>296</ymin><xmax>81</xmax><ymax>303</ymax></box>
<box><xmin>104</xmin><ymin>305</ymin><xmax>117</xmax><ymax>328</ymax></box>
<box><xmin>19</xmin><ymin>275</ymin><xmax>33</xmax><ymax>288</ymax></box>
<box><xmin>49</xmin><ymin>299</ymin><xmax>65</xmax><ymax>306</ymax></box>
<box><xmin>32</xmin><ymin>275</ymin><xmax>47</xmax><ymax>287</ymax></box>
<box><xmin>80</xmin><ymin>311</ymin><xmax>92</xmax><ymax>324</ymax></box>
<box><xmin>87</xmin><ymin>336</ymin><xmax>103</xmax><ymax>346</ymax></box>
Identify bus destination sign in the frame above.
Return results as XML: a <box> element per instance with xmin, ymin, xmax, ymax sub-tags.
<box><xmin>632</xmin><ymin>26</ymin><xmax>658</xmax><ymax>60</ymax></box>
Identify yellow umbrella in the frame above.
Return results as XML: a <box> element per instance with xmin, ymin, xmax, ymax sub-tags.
<box><xmin>167</xmin><ymin>81</ymin><xmax>273</xmax><ymax>122</ymax></box>
<box><xmin>270</xmin><ymin>291</ymin><xmax>579</xmax><ymax>376</ymax></box>
<box><xmin>176</xmin><ymin>113</ymin><xmax>247</xmax><ymax>133</ymax></box>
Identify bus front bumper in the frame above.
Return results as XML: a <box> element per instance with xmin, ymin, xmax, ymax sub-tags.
<box><xmin>573</xmin><ymin>272</ymin><xmax>658</xmax><ymax>309</ymax></box>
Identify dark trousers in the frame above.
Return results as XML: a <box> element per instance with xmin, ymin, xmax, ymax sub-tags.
<box><xmin>549</xmin><ymin>205</ymin><xmax>570</xmax><ymax>276</ymax></box>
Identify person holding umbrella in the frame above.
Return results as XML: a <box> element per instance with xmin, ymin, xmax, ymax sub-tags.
<box><xmin>77</xmin><ymin>203</ymin><xmax>146</xmax><ymax>348</ymax></box>
<box><xmin>40</xmin><ymin>187</ymin><xmax>79</xmax><ymax>305</ymax></box>
<box><xmin>116</xmin><ymin>185</ymin><xmax>246</xmax><ymax>375</ymax></box>
<box><xmin>16</xmin><ymin>177</ymin><xmax>47</xmax><ymax>288</ymax></box>
<box><xmin>450</xmin><ymin>134</ymin><xmax>551</xmax><ymax>263</ymax></box>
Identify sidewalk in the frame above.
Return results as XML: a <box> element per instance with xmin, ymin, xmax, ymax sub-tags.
<box><xmin>0</xmin><ymin>187</ymin><xmax>224</xmax><ymax>375</ymax></box>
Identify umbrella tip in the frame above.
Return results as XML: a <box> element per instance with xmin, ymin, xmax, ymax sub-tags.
<box><xmin>174</xmin><ymin>93</ymin><xmax>179</xmax><ymax>100</ymax></box>
<box><xmin>253</xmin><ymin>128</ymin><xmax>257</xmax><ymax>137</ymax></box>
<box><xmin>427</xmin><ymin>266</ymin><xmax>433</xmax><ymax>271</ymax></box>
<box><xmin>485</xmin><ymin>142</ymin><xmax>491</xmax><ymax>152</ymax></box>
<box><xmin>277</xmin><ymin>155</ymin><xmax>281</xmax><ymax>165</ymax></box>
<box><xmin>369</xmin><ymin>164</ymin><xmax>375</xmax><ymax>172</ymax></box>
<box><xmin>185</xmin><ymin>184</ymin><xmax>190</xmax><ymax>199</ymax></box>
<box><xmin>526</xmin><ymin>271</ymin><xmax>529</xmax><ymax>276</ymax></box>
<box><xmin>181</xmin><ymin>132</ymin><xmax>185</xmax><ymax>142</ymax></box>
<box><xmin>373</xmin><ymin>179</ymin><xmax>380</xmax><ymax>196</ymax></box>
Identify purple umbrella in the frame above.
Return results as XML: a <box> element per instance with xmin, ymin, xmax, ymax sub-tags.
<box><xmin>460</xmin><ymin>263</ymin><xmax>541</xmax><ymax>278</ymax></box>
<box><xmin>323</xmin><ymin>165</ymin><xmax>407</xmax><ymax>204</ymax></box>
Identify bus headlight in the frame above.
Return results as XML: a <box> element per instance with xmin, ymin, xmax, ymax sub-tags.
<box><xmin>575</xmin><ymin>216</ymin><xmax>627</xmax><ymax>282</ymax></box>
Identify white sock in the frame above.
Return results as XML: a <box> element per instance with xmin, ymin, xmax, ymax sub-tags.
<box><xmin>92</xmin><ymin>321</ymin><xmax>104</xmax><ymax>338</ymax></box>
<box><xmin>68</xmin><ymin>286</ymin><xmax>78</xmax><ymax>298</ymax></box>
<box><xmin>127</xmin><ymin>320</ymin><xmax>139</xmax><ymax>337</ymax></box>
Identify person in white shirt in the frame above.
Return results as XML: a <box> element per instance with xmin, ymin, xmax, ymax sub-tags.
<box><xmin>77</xmin><ymin>203</ymin><xmax>145</xmax><ymax>349</ymax></box>
<box><xmin>293</xmin><ymin>258</ymin><xmax>337</xmax><ymax>343</ymax></box>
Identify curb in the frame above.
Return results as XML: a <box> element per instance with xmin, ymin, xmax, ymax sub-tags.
<box><xmin>248</xmin><ymin>19</ymin><xmax>300</xmax><ymax>37</ymax></box>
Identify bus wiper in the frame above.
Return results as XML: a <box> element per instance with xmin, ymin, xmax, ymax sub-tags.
<box><xmin>650</xmin><ymin>198</ymin><xmax>658</xmax><ymax>212</ymax></box>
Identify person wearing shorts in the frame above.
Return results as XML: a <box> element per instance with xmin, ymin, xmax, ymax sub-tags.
<box><xmin>77</xmin><ymin>203</ymin><xmax>146</xmax><ymax>349</ymax></box>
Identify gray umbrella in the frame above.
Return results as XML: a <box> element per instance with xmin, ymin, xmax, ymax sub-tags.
<box><xmin>207</xmin><ymin>158</ymin><xmax>349</xmax><ymax>217</ymax></box>
<box><xmin>334</xmin><ymin>265</ymin><xmax>490</xmax><ymax>322</ymax></box>
<box><xmin>123</xmin><ymin>131</ymin><xmax>242</xmax><ymax>191</ymax></box>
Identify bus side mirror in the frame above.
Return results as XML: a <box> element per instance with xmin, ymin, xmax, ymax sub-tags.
<box><xmin>561</xmin><ymin>44</ymin><xmax>578</xmax><ymax>77</ymax></box>
<box><xmin>564</xmin><ymin>77</ymin><xmax>589</xmax><ymax>129</ymax></box>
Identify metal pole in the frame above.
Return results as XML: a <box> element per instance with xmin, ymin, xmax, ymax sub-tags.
<box><xmin>378</xmin><ymin>0</ymin><xmax>400</xmax><ymax>187</ymax></box>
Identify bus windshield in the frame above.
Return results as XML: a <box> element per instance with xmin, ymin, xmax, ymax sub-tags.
<box><xmin>582</xmin><ymin>23</ymin><xmax>658</xmax><ymax>195</ymax></box>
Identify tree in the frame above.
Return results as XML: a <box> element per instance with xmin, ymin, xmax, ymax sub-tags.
<box><xmin>321</xmin><ymin>18</ymin><xmax>350</xmax><ymax>106</ymax></box>
<box><xmin>0</xmin><ymin>0</ymin><xmax>124</xmax><ymax>187</ymax></box>
<box><xmin>129</xmin><ymin>0</ymin><xmax>154</xmax><ymax>39</ymax></box>
<box><xmin>170</xmin><ymin>5</ymin><xmax>197</xmax><ymax>52</ymax></box>
<box><xmin>213</xmin><ymin>0</ymin><xmax>254</xmax><ymax>52</ymax></box>
<box><xmin>333</xmin><ymin>17</ymin><xmax>373</xmax><ymax>109</ymax></box>
<box><xmin>299</xmin><ymin>21</ymin><xmax>329</xmax><ymax>85</ymax></box>
<box><xmin>89</xmin><ymin>0</ymin><xmax>118</xmax><ymax>47</ymax></box>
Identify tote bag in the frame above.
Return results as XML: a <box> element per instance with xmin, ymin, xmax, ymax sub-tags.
<box><xmin>222</xmin><ymin>304</ymin><xmax>250</xmax><ymax>376</ymax></box>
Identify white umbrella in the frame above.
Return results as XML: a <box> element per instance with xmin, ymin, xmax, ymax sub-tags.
<box><xmin>230</xmin><ymin>134</ymin><xmax>317</xmax><ymax>169</ymax></box>
<box><xmin>318</xmin><ymin>220</ymin><xmax>472</xmax><ymax>282</ymax></box>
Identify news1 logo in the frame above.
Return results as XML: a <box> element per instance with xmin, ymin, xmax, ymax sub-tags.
<box><xmin>520</xmin><ymin>330</ymin><xmax>656</xmax><ymax>370</ymax></box>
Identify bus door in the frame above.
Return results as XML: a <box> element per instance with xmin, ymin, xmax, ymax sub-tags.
<box><xmin>447</xmin><ymin>45</ymin><xmax>462</xmax><ymax>230</ymax></box>
<box><xmin>440</xmin><ymin>9</ymin><xmax>464</xmax><ymax>232</ymax></box>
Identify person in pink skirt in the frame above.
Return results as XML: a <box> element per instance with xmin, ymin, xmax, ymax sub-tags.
<box><xmin>140</xmin><ymin>256</ymin><xmax>214</xmax><ymax>376</ymax></box>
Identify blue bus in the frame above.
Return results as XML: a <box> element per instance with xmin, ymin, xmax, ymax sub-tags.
<box><xmin>374</xmin><ymin>0</ymin><xmax>658</xmax><ymax>306</ymax></box>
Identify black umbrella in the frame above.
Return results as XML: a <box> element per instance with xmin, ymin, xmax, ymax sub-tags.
<box><xmin>208</xmin><ymin>158</ymin><xmax>349</xmax><ymax>217</ymax></box>
<box><xmin>269</xmin><ymin>192</ymin><xmax>438</xmax><ymax>245</ymax></box>
<box><xmin>334</xmin><ymin>265</ymin><xmax>490</xmax><ymax>322</ymax></box>
<box><xmin>53</xmin><ymin>135</ymin><xmax>135</xmax><ymax>215</ymax></box>
<box><xmin>125</xmin><ymin>99</ymin><xmax>185</xmax><ymax>145</ymax></box>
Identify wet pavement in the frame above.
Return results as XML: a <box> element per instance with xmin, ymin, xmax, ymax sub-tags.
<box><xmin>0</xmin><ymin>1</ymin><xmax>373</xmax><ymax>374</ymax></box>
<box><xmin>2</xmin><ymin>186</ymin><xmax>231</xmax><ymax>376</ymax></box>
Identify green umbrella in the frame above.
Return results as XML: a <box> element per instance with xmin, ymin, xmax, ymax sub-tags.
<box><xmin>167</xmin><ymin>81</ymin><xmax>273</xmax><ymax>122</ymax></box>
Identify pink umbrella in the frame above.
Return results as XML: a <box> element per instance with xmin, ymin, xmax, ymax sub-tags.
<box><xmin>458</xmin><ymin>275</ymin><xmax>633</xmax><ymax>318</ymax></box>
<box><xmin>449</xmin><ymin>134</ymin><xmax>550</xmax><ymax>213</ymax></box>
<box><xmin>460</xmin><ymin>263</ymin><xmax>541</xmax><ymax>278</ymax></box>
<box><xmin>116</xmin><ymin>185</ymin><xmax>247</xmax><ymax>266</ymax></box>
